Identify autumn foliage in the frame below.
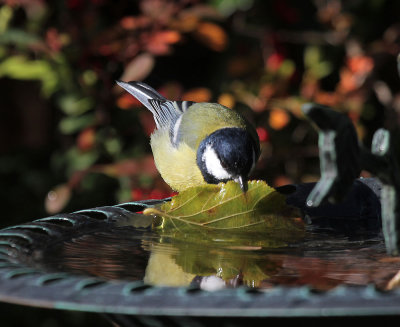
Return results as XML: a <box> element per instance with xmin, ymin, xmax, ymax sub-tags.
<box><xmin>0</xmin><ymin>0</ymin><xmax>399</xmax><ymax>219</ymax></box>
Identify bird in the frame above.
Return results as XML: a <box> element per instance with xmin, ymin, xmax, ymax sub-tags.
<box><xmin>116</xmin><ymin>81</ymin><xmax>260</xmax><ymax>192</ymax></box>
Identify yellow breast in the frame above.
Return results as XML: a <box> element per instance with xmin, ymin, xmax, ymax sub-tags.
<box><xmin>150</xmin><ymin>128</ymin><xmax>205</xmax><ymax>191</ymax></box>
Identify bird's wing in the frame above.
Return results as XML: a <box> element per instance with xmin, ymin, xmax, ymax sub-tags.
<box><xmin>116</xmin><ymin>80</ymin><xmax>193</xmax><ymax>131</ymax></box>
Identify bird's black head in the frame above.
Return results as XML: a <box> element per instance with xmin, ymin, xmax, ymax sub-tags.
<box><xmin>196</xmin><ymin>128</ymin><xmax>260</xmax><ymax>191</ymax></box>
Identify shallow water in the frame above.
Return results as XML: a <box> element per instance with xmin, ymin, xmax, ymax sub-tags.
<box><xmin>36</xmin><ymin>219</ymin><xmax>400</xmax><ymax>291</ymax></box>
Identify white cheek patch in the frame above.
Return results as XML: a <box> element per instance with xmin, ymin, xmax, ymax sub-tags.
<box><xmin>202</xmin><ymin>145</ymin><xmax>232</xmax><ymax>180</ymax></box>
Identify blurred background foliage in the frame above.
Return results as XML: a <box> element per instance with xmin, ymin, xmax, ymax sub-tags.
<box><xmin>0</xmin><ymin>0</ymin><xmax>400</xmax><ymax>228</ymax></box>
<box><xmin>0</xmin><ymin>0</ymin><xmax>400</xmax><ymax>325</ymax></box>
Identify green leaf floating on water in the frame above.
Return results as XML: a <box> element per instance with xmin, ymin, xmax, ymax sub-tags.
<box><xmin>141</xmin><ymin>181</ymin><xmax>304</xmax><ymax>286</ymax></box>
<box><xmin>143</xmin><ymin>180</ymin><xmax>302</xmax><ymax>234</ymax></box>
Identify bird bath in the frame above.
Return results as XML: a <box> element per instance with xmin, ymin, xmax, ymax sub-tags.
<box><xmin>1</xmin><ymin>105</ymin><xmax>400</xmax><ymax>326</ymax></box>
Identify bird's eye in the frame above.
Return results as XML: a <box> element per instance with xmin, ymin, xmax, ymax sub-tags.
<box><xmin>220</xmin><ymin>160</ymin><xmax>228</xmax><ymax>168</ymax></box>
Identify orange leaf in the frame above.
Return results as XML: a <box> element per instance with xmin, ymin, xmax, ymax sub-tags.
<box><xmin>120</xmin><ymin>16</ymin><xmax>150</xmax><ymax>30</ymax></box>
<box><xmin>314</xmin><ymin>91</ymin><xmax>340</xmax><ymax>107</ymax></box>
<box><xmin>146</xmin><ymin>30</ymin><xmax>181</xmax><ymax>55</ymax></box>
<box><xmin>160</xmin><ymin>30</ymin><xmax>181</xmax><ymax>44</ymax></box>
<box><xmin>182</xmin><ymin>87</ymin><xmax>212</xmax><ymax>102</ymax></box>
<box><xmin>217</xmin><ymin>93</ymin><xmax>235</xmax><ymax>108</ymax></box>
<box><xmin>337</xmin><ymin>68</ymin><xmax>357</xmax><ymax>93</ymax></box>
<box><xmin>194</xmin><ymin>22</ymin><xmax>227</xmax><ymax>52</ymax></box>
<box><xmin>77</xmin><ymin>127</ymin><xmax>96</xmax><ymax>151</ymax></box>
<box><xmin>347</xmin><ymin>55</ymin><xmax>373</xmax><ymax>74</ymax></box>
<box><xmin>117</xmin><ymin>93</ymin><xmax>142</xmax><ymax>109</ymax></box>
<box><xmin>170</xmin><ymin>15</ymin><xmax>199</xmax><ymax>32</ymax></box>
<box><xmin>269</xmin><ymin>108</ymin><xmax>290</xmax><ymax>130</ymax></box>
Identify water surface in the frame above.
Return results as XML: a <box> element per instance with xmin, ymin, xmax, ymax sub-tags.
<box><xmin>36</xmin><ymin>218</ymin><xmax>400</xmax><ymax>291</ymax></box>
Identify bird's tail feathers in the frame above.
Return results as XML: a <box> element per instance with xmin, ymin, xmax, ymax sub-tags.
<box><xmin>116</xmin><ymin>80</ymin><xmax>185</xmax><ymax>129</ymax></box>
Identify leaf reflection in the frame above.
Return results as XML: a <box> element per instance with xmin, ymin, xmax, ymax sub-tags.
<box><xmin>35</xmin><ymin>212</ymin><xmax>400</xmax><ymax>292</ymax></box>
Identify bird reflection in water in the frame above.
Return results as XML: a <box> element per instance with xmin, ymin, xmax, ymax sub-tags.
<box><xmin>38</xmin><ymin>222</ymin><xmax>400</xmax><ymax>291</ymax></box>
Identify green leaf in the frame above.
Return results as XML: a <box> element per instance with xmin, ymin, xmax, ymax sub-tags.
<box><xmin>211</xmin><ymin>0</ymin><xmax>254</xmax><ymax>16</ymax></box>
<box><xmin>278</xmin><ymin>59</ymin><xmax>295</xmax><ymax>77</ymax></box>
<box><xmin>0</xmin><ymin>28</ymin><xmax>40</xmax><ymax>46</ymax></box>
<box><xmin>139</xmin><ymin>181</ymin><xmax>304</xmax><ymax>287</ymax></box>
<box><xmin>0</xmin><ymin>55</ymin><xmax>58</xmax><ymax>96</ymax></box>
<box><xmin>304</xmin><ymin>46</ymin><xmax>332</xmax><ymax>79</ymax></box>
<box><xmin>58</xmin><ymin>95</ymin><xmax>94</xmax><ymax>116</ymax></box>
<box><xmin>144</xmin><ymin>180</ymin><xmax>302</xmax><ymax>234</ymax></box>
<box><xmin>310</xmin><ymin>61</ymin><xmax>333</xmax><ymax>79</ymax></box>
<box><xmin>0</xmin><ymin>6</ymin><xmax>13</xmax><ymax>34</ymax></box>
<box><xmin>58</xmin><ymin>113</ymin><xmax>95</xmax><ymax>134</ymax></box>
<box><xmin>65</xmin><ymin>147</ymin><xmax>99</xmax><ymax>174</ymax></box>
<box><xmin>304</xmin><ymin>45</ymin><xmax>321</xmax><ymax>69</ymax></box>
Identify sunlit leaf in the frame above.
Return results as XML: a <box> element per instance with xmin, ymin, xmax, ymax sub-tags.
<box><xmin>217</xmin><ymin>93</ymin><xmax>235</xmax><ymax>108</ymax></box>
<box><xmin>82</xmin><ymin>70</ymin><xmax>98</xmax><ymax>86</ymax></box>
<box><xmin>269</xmin><ymin>97</ymin><xmax>305</xmax><ymax>119</ymax></box>
<box><xmin>269</xmin><ymin>108</ymin><xmax>291</xmax><ymax>130</ymax></box>
<box><xmin>310</xmin><ymin>61</ymin><xmax>333</xmax><ymax>79</ymax></box>
<box><xmin>0</xmin><ymin>55</ymin><xmax>58</xmax><ymax>96</ymax></box>
<box><xmin>58</xmin><ymin>113</ymin><xmax>95</xmax><ymax>134</ymax></box>
<box><xmin>194</xmin><ymin>22</ymin><xmax>227</xmax><ymax>52</ymax></box>
<box><xmin>304</xmin><ymin>46</ymin><xmax>332</xmax><ymax>79</ymax></box>
<box><xmin>0</xmin><ymin>5</ymin><xmax>13</xmax><ymax>33</ymax></box>
<box><xmin>304</xmin><ymin>46</ymin><xmax>322</xmax><ymax>69</ymax></box>
<box><xmin>59</xmin><ymin>94</ymin><xmax>94</xmax><ymax>116</ymax></box>
<box><xmin>104</xmin><ymin>137</ymin><xmax>122</xmax><ymax>156</ymax></box>
<box><xmin>144</xmin><ymin>180</ymin><xmax>302</xmax><ymax>235</ymax></box>
<box><xmin>347</xmin><ymin>55</ymin><xmax>373</xmax><ymax>74</ymax></box>
<box><xmin>145</xmin><ymin>30</ymin><xmax>181</xmax><ymax>55</ymax></box>
<box><xmin>338</xmin><ymin>68</ymin><xmax>357</xmax><ymax>93</ymax></box>
<box><xmin>314</xmin><ymin>91</ymin><xmax>340</xmax><ymax>107</ymax></box>
<box><xmin>120</xmin><ymin>16</ymin><xmax>151</xmax><ymax>30</ymax></box>
<box><xmin>119</xmin><ymin>52</ymin><xmax>155</xmax><ymax>82</ymax></box>
<box><xmin>278</xmin><ymin>59</ymin><xmax>295</xmax><ymax>77</ymax></box>
<box><xmin>169</xmin><ymin>14</ymin><xmax>199</xmax><ymax>32</ymax></box>
<box><xmin>182</xmin><ymin>87</ymin><xmax>212</xmax><ymax>102</ymax></box>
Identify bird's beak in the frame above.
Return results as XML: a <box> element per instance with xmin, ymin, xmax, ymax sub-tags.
<box><xmin>235</xmin><ymin>176</ymin><xmax>248</xmax><ymax>192</ymax></box>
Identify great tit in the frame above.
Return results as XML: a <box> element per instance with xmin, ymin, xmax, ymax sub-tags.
<box><xmin>116</xmin><ymin>81</ymin><xmax>260</xmax><ymax>192</ymax></box>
